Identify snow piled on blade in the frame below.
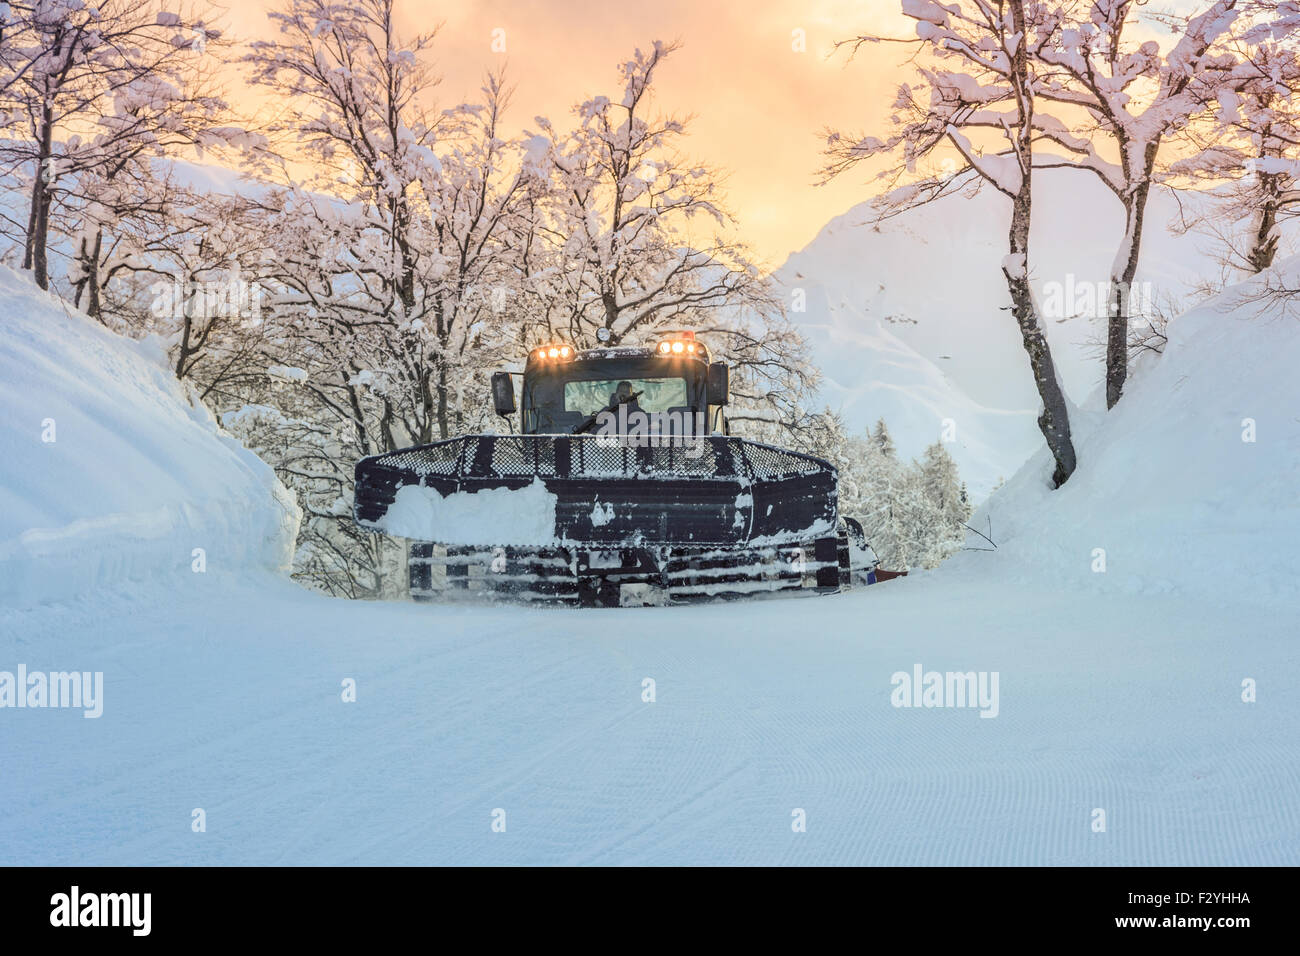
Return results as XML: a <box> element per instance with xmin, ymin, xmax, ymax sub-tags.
<box><xmin>0</xmin><ymin>267</ymin><xmax>300</xmax><ymax>607</ymax></box>
<box><xmin>380</xmin><ymin>478</ymin><xmax>558</xmax><ymax>546</ymax></box>
<box><xmin>955</xmin><ymin>258</ymin><xmax>1300</xmax><ymax>603</ymax></box>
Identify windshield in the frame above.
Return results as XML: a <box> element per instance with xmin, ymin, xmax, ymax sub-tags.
<box><xmin>563</xmin><ymin>377</ymin><xmax>687</xmax><ymax>417</ymax></box>
<box><xmin>522</xmin><ymin>356</ymin><xmax>705</xmax><ymax>434</ymax></box>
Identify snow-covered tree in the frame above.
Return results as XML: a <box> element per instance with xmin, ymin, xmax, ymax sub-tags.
<box><xmin>831</xmin><ymin>422</ymin><xmax>972</xmax><ymax>570</ymax></box>
<box><xmin>244</xmin><ymin>1</ymin><xmax>540</xmax><ymax>450</ymax></box>
<box><xmin>916</xmin><ymin>441</ymin><xmax>971</xmax><ymax>557</ymax></box>
<box><xmin>822</xmin><ymin>0</ymin><xmax>1077</xmax><ymax>486</ymax></box>
<box><xmin>523</xmin><ymin>42</ymin><xmax>772</xmax><ymax>346</ymax></box>
<box><xmin>518</xmin><ymin>41</ymin><xmax>824</xmax><ymax>445</ymax></box>
<box><xmin>1030</xmin><ymin>1</ymin><xmax>1249</xmax><ymax>408</ymax></box>
<box><xmin>872</xmin><ymin>417</ymin><xmax>896</xmax><ymax>458</ymax></box>
<box><xmin>228</xmin><ymin>0</ymin><xmax>539</xmax><ymax>594</ymax></box>
<box><xmin>126</xmin><ymin>188</ymin><xmax>273</xmax><ymax>388</ymax></box>
<box><xmin>0</xmin><ymin>1</ymin><xmax>232</xmax><ymax>291</ymax></box>
<box><xmin>1168</xmin><ymin>16</ymin><xmax>1300</xmax><ymax>277</ymax></box>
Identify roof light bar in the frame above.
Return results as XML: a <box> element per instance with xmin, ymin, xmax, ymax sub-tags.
<box><xmin>657</xmin><ymin>332</ymin><xmax>707</xmax><ymax>358</ymax></box>
<box><xmin>532</xmin><ymin>343</ymin><xmax>573</xmax><ymax>361</ymax></box>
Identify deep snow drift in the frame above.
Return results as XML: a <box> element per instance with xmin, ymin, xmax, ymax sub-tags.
<box><xmin>958</xmin><ymin>264</ymin><xmax>1300</xmax><ymax>605</ymax></box>
<box><xmin>0</xmin><ymin>266</ymin><xmax>299</xmax><ymax>607</ymax></box>
<box><xmin>778</xmin><ymin>171</ymin><xmax>1296</xmax><ymax>497</ymax></box>
<box><xmin>0</xmin><ymin>265</ymin><xmax>1296</xmax><ymax>865</ymax></box>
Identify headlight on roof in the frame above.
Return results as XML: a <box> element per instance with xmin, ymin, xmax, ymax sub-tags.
<box><xmin>657</xmin><ymin>331</ymin><xmax>705</xmax><ymax>357</ymax></box>
<box><xmin>533</xmin><ymin>343</ymin><xmax>574</xmax><ymax>362</ymax></box>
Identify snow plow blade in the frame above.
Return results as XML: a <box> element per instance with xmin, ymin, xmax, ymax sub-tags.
<box><xmin>354</xmin><ymin>435</ymin><xmax>845</xmax><ymax>604</ymax></box>
<box><xmin>354</xmin><ymin>435</ymin><xmax>837</xmax><ymax>547</ymax></box>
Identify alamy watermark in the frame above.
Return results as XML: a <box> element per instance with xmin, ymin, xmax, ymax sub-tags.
<box><xmin>592</xmin><ymin>406</ymin><xmax>708</xmax><ymax>460</ymax></box>
<box><xmin>50</xmin><ymin>886</ymin><xmax>150</xmax><ymax>936</ymax></box>
<box><xmin>0</xmin><ymin>665</ymin><xmax>103</xmax><ymax>718</ymax></box>
<box><xmin>1041</xmin><ymin>275</ymin><xmax>1155</xmax><ymax>322</ymax></box>
<box><xmin>890</xmin><ymin>663</ymin><xmax>999</xmax><ymax>718</ymax></box>
<box><xmin>150</xmin><ymin>270</ymin><xmax>264</xmax><ymax>327</ymax></box>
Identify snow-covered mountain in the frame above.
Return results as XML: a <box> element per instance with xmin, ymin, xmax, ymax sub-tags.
<box><xmin>775</xmin><ymin>168</ymin><xmax>1293</xmax><ymax>497</ymax></box>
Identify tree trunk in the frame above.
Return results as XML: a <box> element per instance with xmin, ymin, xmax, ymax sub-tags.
<box><xmin>86</xmin><ymin>259</ymin><xmax>102</xmax><ymax>320</ymax></box>
<box><xmin>1007</xmin><ymin>193</ymin><xmax>1077</xmax><ymax>487</ymax></box>
<box><xmin>175</xmin><ymin>306</ymin><xmax>194</xmax><ymax>379</ymax></box>
<box><xmin>25</xmin><ymin>103</ymin><xmax>56</xmax><ymax>290</ymax></box>
<box><xmin>1106</xmin><ymin>196</ymin><xmax>1143</xmax><ymax>409</ymax></box>
<box><xmin>380</xmin><ymin>397</ymin><xmax>398</xmax><ymax>452</ymax></box>
<box><xmin>32</xmin><ymin>188</ymin><xmax>53</xmax><ymax>291</ymax></box>
<box><xmin>436</xmin><ymin>364</ymin><xmax>449</xmax><ymax>440</ymax></box>
<box><xmin>22</xmin><ymin>181</ymin><xmax>40</xmax><ymax>271</ymax></box>
<box><xmin>415</xmin><ymin>367</ymin><xmax>435</xmax><ymax>444</ymax></box>
<box><xmin>1247</xmin><ymin>172</ymin><xmax>1282</xmax><ymax>273</ymax></box>
<box><xmin>1105</xmin><ymin>145</ymin><xmax>1158</xmax><ymax>410</ymax></box>
<box><xmin>81</xmin><ymin>229</ymin><xmax>104</xmax><ymax>321</ymax></box>
<box><xmin>346</xmin><ymin>384</ymin><xmax>372</xmax><ymax>457</ymax></box>
<box><xmin>1008</xmin><ymin>0</ymin><xmax>1075</xmax><ymax>487</ymax></box>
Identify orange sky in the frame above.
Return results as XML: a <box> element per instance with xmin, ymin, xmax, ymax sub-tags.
<box><xmin>220</xmin><ymin>0</ymin><xmax>907</xmax><ymax>269</ymax></box>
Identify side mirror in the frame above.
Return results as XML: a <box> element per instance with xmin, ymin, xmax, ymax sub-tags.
<box><xmin>491</xmin><ymin>371</ymin><xmax>516</xmax><ymax>417</ymax></box>
<box><xmin>707</xmin><ymin>362</ymin><xmax>729</xmax><ymax>406</ymax></box>
<box><xmin>843</xmin><ymin>516</ymin><xmax>868</xmax><ymax>551</ymax></box>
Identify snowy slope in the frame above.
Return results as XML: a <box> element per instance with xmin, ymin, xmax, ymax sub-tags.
<box><xmin>777</xmin><ymin>170</ymin><xmax>1291</xmax><ymax>497</ymax></box>
<box><xmin>0</xmin><ymin>267</ymin><xmax>299</xmax><ymax>607</ymax></box>
<box><xmin>953</xmin><ymin>259</ymin><xmax>1300</xmax><ymax>604</ymax></box>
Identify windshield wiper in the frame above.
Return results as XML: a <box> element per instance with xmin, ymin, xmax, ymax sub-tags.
<box><xmin>571</xmin><ymin>389</ymin><xmax>644</xmax><ymax>435</ymax></box>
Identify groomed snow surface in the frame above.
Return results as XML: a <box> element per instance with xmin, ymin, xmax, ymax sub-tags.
<box><xmin>1</xmin><ymin>264</ymin><xmax>1297</xmax><ymax>865</ymax></box>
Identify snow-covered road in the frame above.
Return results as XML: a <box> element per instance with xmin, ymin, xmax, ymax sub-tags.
<box><xmin>3</xmin><ymin>573</ymin><xmax>1295</xmax><ymax>866</ymax></box>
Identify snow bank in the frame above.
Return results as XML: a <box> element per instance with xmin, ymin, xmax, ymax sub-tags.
<box><xmin>955</xmin><ymin>260</ymin><xmax>1300</xmax><ymax>602</ymax></box>
<box><xmin>0</xmin><ymin>267</ymin><xmax>299</xmax><ymax>608</ymax></box>
<box><xmin>379</xmin><ymin>479</ymin><xmax>558</xmax><ymax>546</ymax></box>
